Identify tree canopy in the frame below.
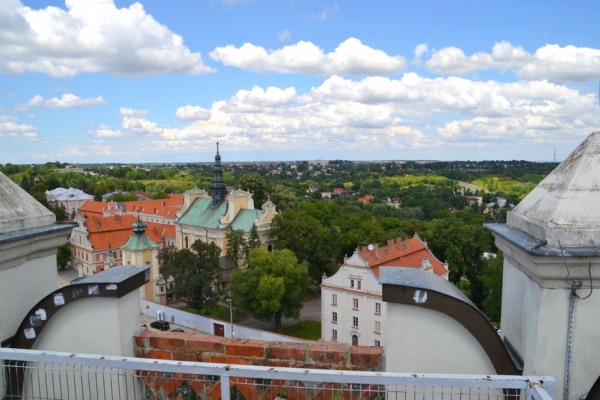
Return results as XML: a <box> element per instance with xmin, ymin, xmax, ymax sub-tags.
<box><xmin>239</xmin><ymin>174</ymin><xmax>268</xmax><ymax>208</ymax></box>
<box><xmin>230</xmin><ymin>249</ymin><xmax>309</xmax><ymax>332</ymax></box>
<box><xmin>247</xmin><ymin>223</ymin><xmax>262</xmax><ymax>251</ymax></box>
<box><xmin>226</xmin><ymin>228</ymin><xmax>247</xmax><ymax>268</ymax></box>
<box><xmin>158</xmin><ymin>240</ymin><xmax>222</xmax><ymax>312</ymax></box>
<box><xmin>270</xmin><ymin>208</ymin><xmax>335</xmax><ymax>281</ymax></box>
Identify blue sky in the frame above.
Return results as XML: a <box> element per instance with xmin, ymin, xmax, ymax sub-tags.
<box><xmin>1</xmin><ymin>0</ymin><xmax>599</xmax><ymax>163</ymax></box>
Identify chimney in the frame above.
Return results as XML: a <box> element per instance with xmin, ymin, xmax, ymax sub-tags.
<box><xmin>486</xmin><ymin>131</ymin><xmax>600</xmax><ymax>399</ymax></box>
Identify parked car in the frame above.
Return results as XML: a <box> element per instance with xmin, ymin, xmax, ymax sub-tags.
<box><xmin>150</xmin><ymin>320</ymin><xmax>170</xmax><ymax>331</ymax></box>
<box><xmin>170</xmin><ymin>328</ymin><xmax>184</xmax><ymax>333</ymax></box>
<box><xmin>141</xmin><ymin>324</ymin><xmax>147</xmax><ymax>331</ymax></box>
<box><xmin>70</xmin><ymin>277</ymin><xmax>83</xmax><ymax>284</ymax></box>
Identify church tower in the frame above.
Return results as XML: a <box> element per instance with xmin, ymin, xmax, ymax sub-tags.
<box><xmin>210</xmin><ymin>140</ymin><xmax>227</xmax><ymax>206</ymax></box>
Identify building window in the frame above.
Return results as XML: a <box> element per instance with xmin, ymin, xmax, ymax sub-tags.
<box><xmin>332</xmin><ymin>312</ymin><xmax>338</xmax><ymax>323</ymax></box>
<box><xmin>357</xmin><ymin>280</ymin><xmax>362</xmax><ymax>290</ymax></box>
<box><xmin>184</xmin><ymin>236</ymin><xmax>189</xmax><ymax>249</ymax></box>
<box><xmin>352</xmin><ymin>298</ymin><xmax>359</xmax><ymax>309</ymax></box>
<box><xmin>374</xmin><ymin>340</ymin><xmax>381</xmax><ymax>347</ymax></box>
<box><xmin>332</xmin><ymin>294</ymin><xmax>337</xmax><ymax>305</ymax></box>
<box><xmin>350</xmin><ymin>279</ymin><xmax>354</xmax><ymax>288</ymax></box>
<box><xmin>375</xmin><ymin>321</ymin><xmax>381</xmax><ymax>333</ymax></box>
<box><xmin>375</xmin><ymin>302</ymin><xmax>381</xmax><ymax>314</ymax></box>
<box><xmin>352</xmin><ymin>316</ymin><xmax>358</xmax><ymax>328</ymax></box>
<box><xmin>332</xmin><ymin>329</ymin><xmax>337</xmax><ymax>340</ymax></box>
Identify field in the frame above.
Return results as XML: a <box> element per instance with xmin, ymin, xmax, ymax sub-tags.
<box><xmin>380</xmin><ymin>174</ymin><xmax>453</xmax><ymax>188</ymax></box>
<box><xmin>471</xmin><ymin>177</ymin><xmax>538</xmax><ymax>199</ymax></box>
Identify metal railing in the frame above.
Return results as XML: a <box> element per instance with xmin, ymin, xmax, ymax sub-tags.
<box><xmin>1</xmin><ymin>348</ymin><xmax>555</xmax><ymax>400</ymax></box>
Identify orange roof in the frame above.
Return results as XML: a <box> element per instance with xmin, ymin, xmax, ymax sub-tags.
<box><xmin>79</xmin><ymin>200</ymin><xmax>106</xmax><ymax>217</ymax></box>
<box><xmin>85</xmin><ymin>214</ymin><xmax>173</xmax><ymax>251</ymax></box>
<box><xmin>124</xmin><ymin>195</ymin><xmax>184</xmax><ymax>218</ymax></box>
<box><xmin>79</xmin><ymin>194</ymin><xmax>184</xmax><ymax>219</ymax></box>
<box><xmin>360</xmin><ymin>237</ymin><xmax>447</xmax><ymax>278</ymax></box>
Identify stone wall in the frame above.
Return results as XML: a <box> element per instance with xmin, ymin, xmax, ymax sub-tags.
<box><xmin>134</xmin><ymin>331</ymin><xmax>385</xmax><ymax>399</ymax></box>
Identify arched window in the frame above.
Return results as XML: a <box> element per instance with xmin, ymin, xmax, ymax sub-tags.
<box><xmin>267</xmin><ymin>244</ymin><xmax>273</xmax><ymax>252</ymax></box>
<box><xmin>184</xmin><ymin>236</ymin><xmax>189</xmax><ymax>249</ymax></box>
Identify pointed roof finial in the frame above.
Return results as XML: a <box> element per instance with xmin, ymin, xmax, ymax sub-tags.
<box><xmin>216</xmin><ymin>133</ymin><xmax>220</xmax><ymax>155</ymax></box>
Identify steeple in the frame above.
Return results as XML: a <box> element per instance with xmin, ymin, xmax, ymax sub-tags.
<box><xmin>210</xmin><ymin>137</ymin><xmax>227</xmax><ymax>206</ymax></box>
<box><xmin>132</xmin><ymin>216</ymin><xmax>146</xmax><ymax>236</ymax></box>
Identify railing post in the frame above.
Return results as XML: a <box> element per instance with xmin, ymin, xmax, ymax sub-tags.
<box><xmin>221</xmin><ymin>375</ymin><xmax>230</xmax><ymax>400</ymax></box>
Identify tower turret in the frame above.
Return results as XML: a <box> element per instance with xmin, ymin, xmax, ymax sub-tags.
<box><xmin>210</xmin><ymin>139</ymin><xmax>227</xmax><ymax>206</ymax></box>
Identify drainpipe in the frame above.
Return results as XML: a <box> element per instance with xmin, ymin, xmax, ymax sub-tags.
<box><xmin>564</xmin><ymin>280</ymin><xmax>581</xmax><ymax>400</ymax></box>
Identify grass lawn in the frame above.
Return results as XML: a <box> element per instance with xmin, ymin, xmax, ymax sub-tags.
<box><xmin>181</xmin><ymin>304</ymin><xmax>246</xmax><ymax>323</ymax></box>
<box><xmin>282</xmin><ymin>321</ymin><xmax>321</xmax><ymax>340</ymax></box>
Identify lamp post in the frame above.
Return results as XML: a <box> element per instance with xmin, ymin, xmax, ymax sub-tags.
<box><xmin>226</xmin><ymin>298</ymin><xmax>234</xmax><ymax>338</ymax></box>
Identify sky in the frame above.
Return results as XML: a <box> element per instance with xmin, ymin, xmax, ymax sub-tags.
<box><xmin>1</xmin><ymin>0</ymin><xmax>599</xmax><ymax>164</ymax></box>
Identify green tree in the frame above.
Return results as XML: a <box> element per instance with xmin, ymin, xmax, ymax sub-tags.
<box><xmin>226</xmin><ymin>228</ymin><xmax>248</xmax><ymax>267</ymax></box>
<box><xmin>247</xmin><ymin>223</ymin><xmax>262</xmax><ymax>251</ymax></box>
<box><xmin>56</xmin><ymin>243</ymin><xmax>71</xmax><ymax>270</ymax></box>
<box><xmin>270</xmin><ymin>184</ymin><xmax>297</xmax><ymax>211</ymax></box>
<box><xmin>480</xmin><ymin>251</ymin><xmax>503</xmax><ymax>322</ymax></box>
<box><xmin>151</xmin><ymin>191</ymin><xmax>170</xmax><ymax>200</ymax></box>
<box><xmin>239</xmin><ymin>174</ymin><xmax>268</xmax><ymax>208</ymax></box>
<box><xmin>108</xmin><ymin>193</ymin><xmax>138</xmax><ymax>202</ymax></box>
<box><xmin>230</xmin><ymin>249</ymin><xmax>309</xmax><ymax>332</ymax></box>
<box><xmin>158</xmin><ymin>241</ymin><xmax>222</xmax><ymax>313</ymax></box>
<box><xmin>270</xmin><ymin>209</ymin><xmax>334</xmax><ymax>281</ymax></box>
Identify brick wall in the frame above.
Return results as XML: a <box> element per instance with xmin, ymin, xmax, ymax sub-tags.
<box><xmin>134</xmin><ymin>331</ymin><xmax>385</xmax><ymax>399</ymax></box>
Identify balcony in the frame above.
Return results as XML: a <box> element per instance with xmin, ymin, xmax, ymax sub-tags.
<box><xmin>0</xmin><ymin>347</ymin><xmax>555</xmax><ymax>400</ymax></box>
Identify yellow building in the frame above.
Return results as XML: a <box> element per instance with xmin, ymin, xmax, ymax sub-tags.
<box><xmin>122</xmin><ymin>217</ymin><xmax>175</xmax><ymax>305</ymax></box>
<box><xmin>175</xmin><ymin>143</ymin><xmax>277</xmax><ymax>255</ymax></box>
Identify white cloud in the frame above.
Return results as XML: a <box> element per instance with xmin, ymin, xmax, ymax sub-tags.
<box><xmin>91</xmin><ymin>123</ymin><xmax>122</xmax><ymax>137</ymax></box>
<box><xmin>118</xmin><ymin>107</ymin><xmax>148</xmax><ymax>118</ymax></box>
<box><xmin>278</xmin><ymin>30</ymin><xmax>291</xmax><ymax>42</ymax></box>
<box><xmin>151</xmin><ymin>73</ymin><xmax>596</xmax><ymax>155</ymax></box>
<box><xmin>176</xmin><ymin>105</ymin><xmax>211</xmax><ymax>121</ymax></box>
<box><xmin>48</xmin><ymin>72</ymin><xmax>596</xmax><ymax>160</ymax></box>
<box><xmin>426</xmin><ymin>42</ymin><xmax>600</xmax><ymax>82</ymax></box>
<box><xmin>210</xmin><ymin>38</ymin><xmax>407</xmax><ymax>76</ymax></box>
<box><xmin>0</xmin><ymin>115</ymin><xmax>38</xmax><ymax>140</ymax></box>
<box><xmin>118</xmin><ymin>109</ymin><xmax>163</xmax><ymax>135</ymax></box>
<box><xmin>15</xmin><ymin>93</ymin><xmax>107</xmax><ymax>110</ymax></box>
<box><xmin>311</xmin><ymin>2</ymin><xmax>339</xmax><ymax>21</ymax></box>
<box><xmin>0</xmin><ymin>0</ymin><xmax>214</xmax><ymax>78</ymax></box>
<box><xmin>415</xmin><ymin>43</ymin><xmax>428</xmax><ymax>58</ymax></box>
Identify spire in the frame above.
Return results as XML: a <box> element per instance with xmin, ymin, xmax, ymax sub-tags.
<box><xmin>132</xmin><ymin>215</ymin><xmax>146</xmax><ymax>236</ymax></box>
<box><xmin>210</xmin><ymin>137</ymin><xmax>226</xmax><ymax>206</ymax></box>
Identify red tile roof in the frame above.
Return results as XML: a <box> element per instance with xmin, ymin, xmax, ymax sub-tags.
<box><xmin>85</xmin><ymin>214</ymin><xmax>173</xmax><ymax>251</ymax></box>
<box><xmin>360</xmin><ymin>237</ymin><xmax>447</xmax><ymax>278</ymax></box>
<box><xmin>79</xmin><ymin>194</ymin><xmax>184</xmax><ymax>219</ymax></box>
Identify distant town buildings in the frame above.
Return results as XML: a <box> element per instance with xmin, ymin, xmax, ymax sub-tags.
<box><xmin>321</xmin><ymin>235</ymin><xmax>448</xmax><ymax>347</ymax></box>
<box><xmin>45</xmin><ymin>187</ymin><xmax>94</xmax><ymax>215</ymax></box>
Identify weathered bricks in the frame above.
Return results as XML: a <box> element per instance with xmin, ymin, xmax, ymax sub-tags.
<box><xmin>267</xmin><ymin>341</ymin><xmax>306</xmax><ymax>360</ymax></box>
<box><xmin>134</xmin><ymin>332</ymin><xmax>383</xmax><ymax>370</ymax></box>
<box><xmin>309</xmin><ymin>343</ymin><xmax>349</xmax><ymax>364</ymax></box>
<box><xmin>225</xmin><ymin>338</ymin><xmax>265</xmax><ymax>358</ymax></box>
<box><xmin>135</xmin><ymin>332</ymin><xmax>385</xmax><ymax>400</ymax></box>
<box><xmin>148</xmin><ymin>331</ymin><xmax>190</xmax><ymax>350</ymax></box>
<box><xmin>186</xmin><ymin>335</ymin><xmax>227</xmax><ymax>353</ymax></box>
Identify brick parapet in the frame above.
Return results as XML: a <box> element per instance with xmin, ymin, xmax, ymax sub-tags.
<box><xmin>134</xmin><ymin>332</ymin><xmax>384</xmax><ymax>371</ymax></box>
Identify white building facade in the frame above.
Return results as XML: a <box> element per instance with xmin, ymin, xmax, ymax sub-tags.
<box><xmin>321</xmin><ymin>236</ymin><xmax>448</xmax><ymax>347</ymax></box>
<box><xmin>321</xmin><ymin>251</ymin><xmax>386</xmax><ymax>347</ymax></box>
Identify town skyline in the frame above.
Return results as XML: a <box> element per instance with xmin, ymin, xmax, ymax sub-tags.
<box><xmin>1</xmin><ymin>0</ymin><xmax>599</xmax><ymax>164</ymax></box>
